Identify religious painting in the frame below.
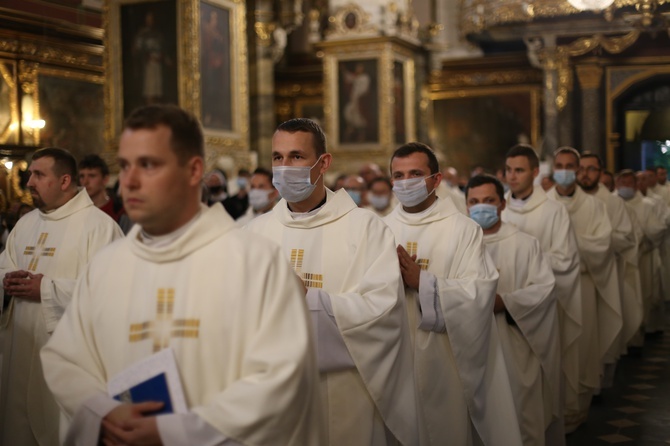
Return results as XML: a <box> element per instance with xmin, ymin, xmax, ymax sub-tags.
<box><xmin>337</xmin><ymin>59</ymin><xmax>379</xmax><ymax>145</ymax></box>
<box><xmin>393</xmin><ymin>61</ymin><xmax>406</xmax><ymax>144</ymax></box>
<box><xmin>200</xmin><ymin>0</ymin><xmax>232</xmax><ymax>132</ymax></box>
<box><xmin>38</xmin><ymin>70</ymin><xmax>105</xmax><ymax>162</ymax></box>
<box><xmin>119</xmin><ymin>0</ymin><xmax>178</xmax><ymax>119</ymax></box>
<box><xmin>431</xmin><ymin>87</ymin><xmax>540</xmax><ymax>175</ymax></box>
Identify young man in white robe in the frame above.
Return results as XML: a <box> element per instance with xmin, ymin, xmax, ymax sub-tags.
<box><xmin>620</xmin><ymin>171</ymin><xmax>668</xmax><ymax>335</ymax></box>
<box><xmin>577</xmin><ymin>154</ymin><xmax>641</xmax><ymax>358</ymax></box>
<box><xmin>643</xmin><ymin>169</ymin><xmax>670</xmax><ymax>306</ymax></box>
<box><xmin>501</xmin><ymin>144</ymin><xmax>581</xmax><ymax>433</ymax></box>
<box><xmin>383</xmin><ymin>143</ymin><xmax>522</xmax><ymax>446</ymax></box>
<box><xmin>655</xmin><ymin>166</ymin><xmax>670</xmax><ymax>205</ymax></box>
<box><xmin>235</xmin><ymin>167</ymin><xmax>278</xmax><ymax>226</ymax></box>
<box><xmin>546</xmin><ymin>147</ymin><xmax>622</xmax><ymax>418</ymax></box>
<box><xmin>41</xmin><ymin>105</ymin><xmax>323</xmax><ymax>445</ymax></box>
<box><xmin>245</xmin><ymin>118</ymin><xmax>418</xmax><ymax>446</ymax></box>
<box><xmin>466</xmin><ymin>174</ymin><xmax>561</xmax><ymax>446</ymax></box>
<box><xmin>0</xmin><ymin>148</ymin><xmax>123</xmax><ymax>446</ymax></box>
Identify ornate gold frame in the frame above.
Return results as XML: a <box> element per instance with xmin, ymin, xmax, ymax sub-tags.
<box><xmin>428</xmin><ymin>84</ymin><xmax>541</xmax><ymax>155</ymax></box>
<box><xmin>605</xmin><ymin>61</ymin><xmax>670</xmax><ymax>171</ymax></box>
<box><xmin>104</xmin><ymin>0</ymin><xmax>249</xmax><ymax>167</ymax></box>
<box><xmin>322</xmin><ymin>38</ymin><xmax>417</xmax><ymax>161</ymax></box>
<box><xmin>0</xmin><ymin>60</ymin><xmax>18</xmax><ymax>145</ymax></box>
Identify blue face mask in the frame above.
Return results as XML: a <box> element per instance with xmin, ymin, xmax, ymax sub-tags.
<box><xmin>617</xmin><ymin>186</ymin><xmax>635</xmax><ymax>200</ymax></box>
<box><xmin>553</xmin><ymin>169</ymin><xmax>576</xmax><ymax>188</ymax></box>
<box><xmin>236</xmin><ymin>177</ymin><xmax>249</xmax><ymax>190</ymax></box>
<box><xmin>469</xmin><ymin>203</ymin><xmax>500</xmax><ymax>229</ymax></box>
<box><xmin>347</xmin><ymin>190</ymin><xmax>362</xmax><ymax>206</ymax></box>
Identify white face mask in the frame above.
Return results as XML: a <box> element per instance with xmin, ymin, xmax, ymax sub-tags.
<box><xmin>368</xmin><ymin>193</ymin><xmax>390</xmax><ymax>210</ymax></box>
<box><xmin>392</xmin><ymin>173</ymin><xmax>437</xmax><ymax>208</ymax></box>
<box><xmin>272</xmin><ymin>156</ymin><xmax>323</xmax><ymax>203</ymax></box>
<box><xmin>248</xmin><ymin>188</ymin><xmax>273</xmax><ymax>211</ymax></box>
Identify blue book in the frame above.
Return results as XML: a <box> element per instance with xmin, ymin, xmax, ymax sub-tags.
<box><xmin>113</xmin><ymin>372</ymin><xmax>174</xmax><ymax>415</ymax></box>
<box><xmin>107</xmin><ymin>348</ymin><xmax>188</xmax><ymax>414</ymax></box>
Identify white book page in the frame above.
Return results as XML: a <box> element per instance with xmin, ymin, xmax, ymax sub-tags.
<box><xmin>107</xmin><ymin>347</ymin><xmax>188</xmax><ymax>414</ymax></box>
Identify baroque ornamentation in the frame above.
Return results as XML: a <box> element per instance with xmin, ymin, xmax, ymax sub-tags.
<box><xmin>326</xmin><ymin>3</ymin><xmax>377</xmax><ymax>39</ymax></box>
<box><xmin>461</xmin><ymin>0</ymin><xmax>670</xmax><ymax>34</ymax></box>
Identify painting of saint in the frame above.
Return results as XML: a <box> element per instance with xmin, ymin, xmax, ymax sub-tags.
<box><xmin>121</xmin><ymin>1</ymin><xmax>178</xmax><ymax>118</ymax></box>
<box><xmin>338</xmin><ymin>59</ymin><xmax>378</xmax><ymax>144</ymax></box>
<box><xmin>393</xmin><ymin>61</ymin><xmax>406</xmax><ymax>144</ymax></box>
<box><xmin>200</xmin><ymin>1</ymin><xmax>232</xmax><ymax>131</ymax></box>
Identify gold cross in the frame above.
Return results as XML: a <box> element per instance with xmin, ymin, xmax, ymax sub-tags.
<box><xmin>129</xmin><ymin>288</ymin><xmax>200</xmax><ymax>352</ymax></box>
<box><xmin>23</xmin><ymin>233</ymin><xmax>56</xmax><ymax>271</ymax></box>
<box><xmin>290</xmin><ymin>248</ymin><xmax>323</xmax><ymax>288</ymax></box>
<box><xmin>405</xmin><ymin>242</ymin><xmax>430</xmax><ymax>271</ymax></box>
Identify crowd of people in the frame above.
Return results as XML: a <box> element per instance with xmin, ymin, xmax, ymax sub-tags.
<box><xmin>0</xmin><ymin>103</ymin><xmax>669</xmax><ymax>446</ymax></box>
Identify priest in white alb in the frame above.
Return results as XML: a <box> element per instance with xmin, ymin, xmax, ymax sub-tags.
<box><xmin>383</xmin><ymin>143</ymin><xmax>522</xmax><ymax>446</ymax></box>
<box><xmin>577</xmin><ymin>154</ymin><xmax>641</xmax><ymax>358</ymax></box>
<box><xmin>466</xmin><ymin>174</ymin><xmax>561</xmax><ymax>446</ymax></box>
<box><xmin>245</xmin><ymin>119</ymin><xmax>418</xmax><ymax>446</ymax></box>
<box><xmin>502</xmin><ymin>144</ymin><xmax>582</xmax><ymax>434</ymax></box>
<box><xmin>616</xmin><ymin>170</ymin><xmax>667</xmax><ymax>337</ymax></box>
<box><xmin>41</xmin><ymin>105</ymin><xmax>323</xmax><ymax>446</ymax></box>
<box><xmin>546</xmin><ymin>147</ymin><xmax>622</xmax><ymax>418</ymax></box>
<box><xmin>0</xmin><ymin>148</ymin><xmax>123</xmax><ymax>446</ymax></box>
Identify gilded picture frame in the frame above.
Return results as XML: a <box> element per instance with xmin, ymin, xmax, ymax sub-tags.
<box><xmin>37</xmin><ymin>68</ymin><xmax>105</xmax><ymax>161</ymax></box>
<box><xmin>429</xmin><ymin>86</ymin><xmax>541</xmax><ymax>174</ymax></box>
<box><xmin>0</xmin><ymin>60</ymin><xmax>18</xmax><ymax>145</ymax></box>
<box><xmin>104</xmin><ymin>0</ymin><xmax>249</xmax><ymax>161</ymax></box>
<box><xmin>322</xmin><ymin>38</ymin><xmax>417</xmax><ymax>165</ymax></box>
<box><xmin>105</xmin><ymin>0</ymin><xmax>180</xmax><ymax>148</ymax></box>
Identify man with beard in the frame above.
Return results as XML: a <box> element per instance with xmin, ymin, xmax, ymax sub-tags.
<box><xmin>0</xmin><ymin>148</ymin><xmax>123</xmax><ymax>445</ymax></box>
<box><xmin>577</xmin><ymin>154</ymin><xmax>641</xmax><ymax>364</ymax></box>
<box><xmin>546</xmin><ymin>148</ymin><xmax>622</xmax><ymax>425</ymax></box>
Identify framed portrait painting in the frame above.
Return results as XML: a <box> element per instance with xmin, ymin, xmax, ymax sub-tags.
<box><xmin>38</xmin><ymin>69</ymin><xmax>105</xmax><ymax>161</ymax></box>
<box><xmin>199</xmin><ymin>0</ymin><xmax>232</xmax><ymax>132</ymax></box>
<box><xmin>337</xmin><ymin>59</ymin><xmax>379</xmax><ymax>145</ymax></box>
<box><xmin>105</xmin><ymin>0</ymin><xmax>249</xmax><ymax>158</ymax></box>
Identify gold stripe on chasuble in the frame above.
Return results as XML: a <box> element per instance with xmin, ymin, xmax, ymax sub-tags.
<box><xmin>129</xmin><ymin>288</ymin><xmax>201</xmax><ymax>352</ymax></box>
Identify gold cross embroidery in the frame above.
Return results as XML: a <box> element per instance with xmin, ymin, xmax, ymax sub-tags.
<box><xmin>405</xmin><ymin>242</ymin><xmax>430</xmax><ymax>271</ymax></box>
<box><xmin>290</xmin><ymin>249</ymin><xmax>323</xmax><ymax>288</ymax></box>
<box><xmin>129</xmin><ymin>288</ymin><xmax>200</xmax><ymax>352</ymax></box>
<box><xmin>23</xmin><ymin>233</ymin><xmax>56</xmax><ymax>271</ymax></box>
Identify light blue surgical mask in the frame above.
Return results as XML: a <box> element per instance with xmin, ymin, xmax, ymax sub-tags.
<box><xmin>368</xmin><ymin>193</ymin><xmax>390</xmax><ymax>211</ymax></box>
<box><xmin>347</xmin><ymin>190</ymin><xmax>362</xmax><ymax>206</ymax></box>
<box><xmin>553</xmin><ymin>169</ymin><xmax>576</xmax><ymax>188</ymax></box>
<box><xmin>469</xmin><ymin>203</ymin><xmax>500</xmax><ymax>229</ymax></box>
<box><xmin>617</xmin><ymin>186</ymin><xmax>635</xmax><ymax>200</ymax></box>
<box><xmin>272</xmin><ymin>156</ymin><xmax>323</xmax><ymax>203</ymax></box>
<box><xmin>236</xmin><ymin>177</ymin><xmax>249</xmax><ymax>190</ymax></box>
<box><xmin>393</xmin><ymin>174</ymin><xmax>437</xmax><ymax>208</ymax></box>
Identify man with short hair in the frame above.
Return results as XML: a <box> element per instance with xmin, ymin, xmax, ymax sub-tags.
<box><xmin>600</xmin><ymin>170</ymin><xmax>615</xmax><ymax>192</ymax></box>
<box><xmin>365</xmin><ymin>177</ymin><xmax>396</xmax><ymax>217</ymax></box>
<box><xmin>41</xmin><ymin>105</ymin><xmax>322</xmax><ymax>445</ymax></box>
<box><xmin>79</xmin><ymin>154</ymin><xmax>132</xmax><ymax>233</ymax></box>
<box><xmin>634</xmin><ymin>170</ymin><xmax>669</xmax><ymax>331</ymax></box>
<box><xmin>578</xmin><ymin>154</ymin><xmax>641</xmax><ymax>361</ymax></box>
<box><xmin>236</xmin><ymin>167</ymin><xmax>278</xmax><ymax>225</ymax></box>
<box><xmin>358</xmin><ymin>162</ymin><xmax>383</xmax><ymax>186</ymax></box>
<box><xmin>547</xmin><ymin>147</ymin><xmax>622</xmax><ymax>421</ymax></box>
<box><xmin>246</xmin><ymin>118</ymin><xmax>418</xmax><ymax>445</ymax></box>
<box><xmin>502</xmin><ymin>144</ymin><xmax>581</xmax><ymax>434</ymax></box>
<box><xmin>384</xmin><ymin>143</ymin><xmax>522</xmax><ymax>446</ymax></box>
<box><xmin>656</xmin><ymin>166</ymin><xmax>670</xmax><ymax>204</ymax></box>
<box><xmin>343</xmin><ymin>174</ymin><xmax>367</xmax><ymax>207</ymax></box>
<box><xmin>616</xmin><ymin>170</ymin><xmax>666</xmax><ymax>337</ymax></box>
<box><xmin>0</xmin><ymin>148</ymin><xmax>123</xmax><ymax>445</ymax></box>
<box><xmin>466</xmin><ymin>174</ymin><xmax>561</xmax><ymax>446</ymax></box>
